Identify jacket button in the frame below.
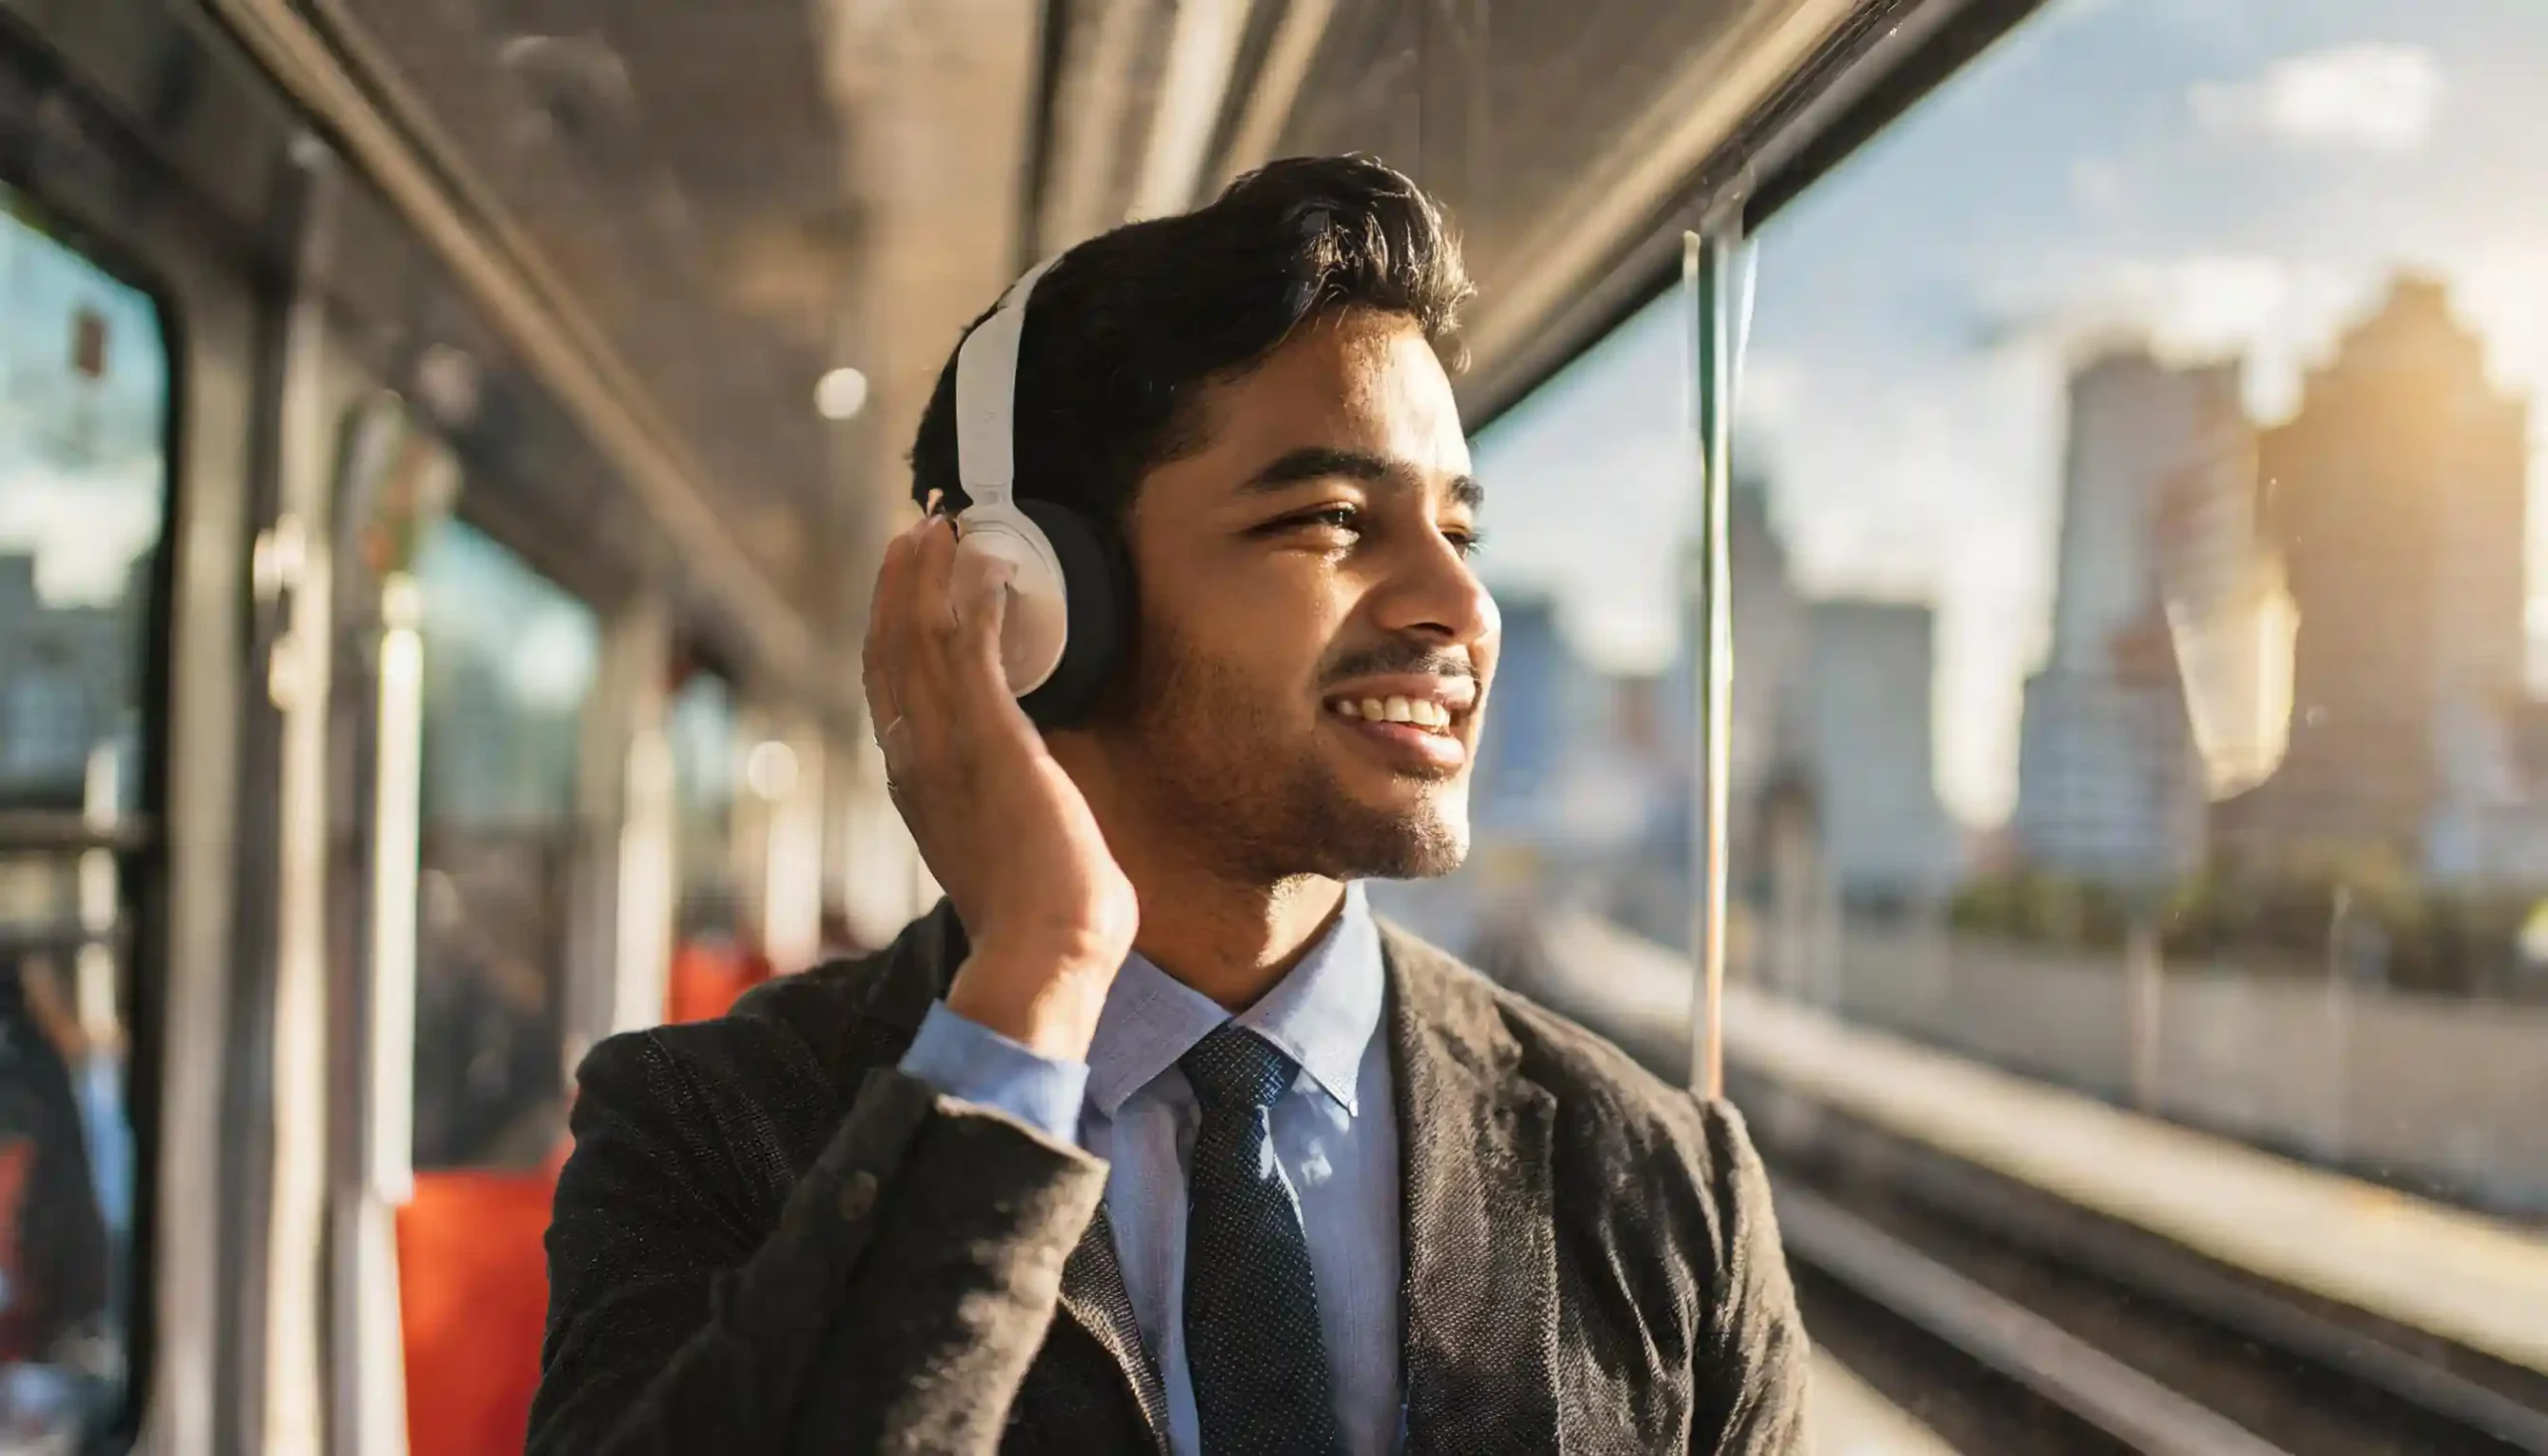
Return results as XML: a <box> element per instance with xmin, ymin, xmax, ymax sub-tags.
<box><xmin>837</xmin><ymin>1169</ymin><xmax>879</xmax><ymax>1222</ymax></box>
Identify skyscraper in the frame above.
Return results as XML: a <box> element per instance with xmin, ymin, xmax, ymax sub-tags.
<box><xmin>1805</xmin><ymin>599</ymin><xmax>1959</xmax><ymax>903</ymax></box>
<box><xmin>2212</xmin><ymin>277</ymin><xmax>2531</xmax><ymax>881</ymax></box>
<box><xmin>2015</xmin><ymin>348</ymin><xmax>2257</xmax><ymax>884</ymax></box>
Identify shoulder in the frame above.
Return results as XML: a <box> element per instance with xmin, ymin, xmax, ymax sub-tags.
<box><xmin>1383</xmin><ymin>921</ymin><xmax>1769</xmax><ymax>1225</ymax></box>
<box><xmin>1381</xmin><ymin>920</ymin><xmax>1804</xmax><ymax>1414</ymax></box>
<box><xmin>568</xmin><ymin>920</ymin><xmax>952</xmax><ymax>1185</ymax></box>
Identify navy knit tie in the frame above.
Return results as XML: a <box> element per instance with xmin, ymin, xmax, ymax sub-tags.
<box><xmin>1179</xmin><ymin>1025</ymin><xmax>1348</xmax><ymax>1456</ymax></box>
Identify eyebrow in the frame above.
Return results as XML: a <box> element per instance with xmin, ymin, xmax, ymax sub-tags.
<box><xmin>1237</xmin><ymin>445</ymin><xmax>1485</xmax><ymax>510</ymax></box>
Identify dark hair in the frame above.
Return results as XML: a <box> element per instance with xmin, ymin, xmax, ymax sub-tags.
<box><xmin>909</xmin><ymin>154</ymin><xmax>1472</xmax><ymax>523</ymax></box>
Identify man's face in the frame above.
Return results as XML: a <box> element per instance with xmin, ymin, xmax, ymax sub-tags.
<box><xmin>1088</xmin><ymin>307</ymin><xmax>1498</xmax><ymax>883</ymax></box>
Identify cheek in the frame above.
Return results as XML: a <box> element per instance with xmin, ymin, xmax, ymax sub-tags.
<box><xmin>1139</xmin><ymin>558</ymin><xmax>1345</xmax><ymax>709</ymax></box>
<box><xmin>1150</xmin><ymin>618</ymin><xmax>1321</xmax><ymax>722</ymax></box>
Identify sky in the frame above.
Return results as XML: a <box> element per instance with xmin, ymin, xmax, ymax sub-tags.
<box><xmin>0</xmin><ymin>186</ymin><xmax>169</xmax><ymax>611</ymax></box>
<box><xmin>1471</xmin><ymin>0</ymin><xmax>2548</xmax><ymax>827</ymax></box>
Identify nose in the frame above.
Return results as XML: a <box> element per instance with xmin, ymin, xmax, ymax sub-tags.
<box><xmin>1369</xmin><ymin>521</ymin><xmax>1499</xmax><ymax>652</ymax></box>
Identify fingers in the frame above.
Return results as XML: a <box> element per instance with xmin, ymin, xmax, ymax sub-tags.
<box><xmin>866</xmin><ymin>517</ymin><xmax>951</xmax><ymax>805</ymax></box>
<box><xmin>944</xmin><ymin>539</ymin><xmax>1020</xmax><ymax>720</ymax></box>
<box><xmin>866</xmin><ymin>512</ymin><xmax>1003</xmax><ymax>774</ymax></box>
<box><xmin>861</xmin><ymin>522</ymin><xmax>921</xmax><ymax>734</ymax></box>
<box><xmin>865</xmin><ymin>514</ymin><xmax>1036</xmax><ymax>810</ymax></box>
<box><xmin>878</xmin><ymin>514</ymin><xmax>956</xmax><ymax>684</ymax></box>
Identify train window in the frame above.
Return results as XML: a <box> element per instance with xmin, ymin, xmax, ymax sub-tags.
<box><xmin>666</xmin><ymin>669</ymin><xmax>764</xmax><ymax>1023</ymax></box>
<box><xmin>1725</xmin><ymin>0</ymin><xmax>2548</xmax><ymax>1212</ymax></box>
<box><xmin>669</xmin><ymin>669</ymin><xmax>741</xmax><ymax>947</ymax></box>
<box><xmin>0</xmin><ymin>184</ymin><xmax>166</xmax><ymax>1443</ymax></box>
<box><xmin>409</xmin><ymin>521</ymin><xmax>598</xmax><ymax>1171</ymax></box>
<box><xmin>1395</xmin><ymin>0</ymin><xmax>2548</xmax><ymax>1222</ymax></box>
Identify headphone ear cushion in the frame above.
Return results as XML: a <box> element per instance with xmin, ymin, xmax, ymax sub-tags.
<box><xmin>1016</xmin><ymin>500</ymin><xmax>1130</xmax><ymax>728</ymax></box>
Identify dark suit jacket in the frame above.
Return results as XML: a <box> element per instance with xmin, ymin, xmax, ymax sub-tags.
<box><xmin>530</xmin><ymin>903</ymin><xmax>1808</xmax><ymax>1454</ymax></box>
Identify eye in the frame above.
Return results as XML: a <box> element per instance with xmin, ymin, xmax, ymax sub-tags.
<box><xmin>1259</xmin><ymin>505</ymin><xmax>1363</xmax><ymax>541</ymax></box>
<box><xmin>1445</xmin><ymin>525</ymin><xmax>1488</xmax><ymax>559</ymax></box>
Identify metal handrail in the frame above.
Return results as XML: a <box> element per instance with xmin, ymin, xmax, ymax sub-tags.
<box><xmin>0</xmin><ymin>810</ymin><xmax>154</xmax><ymax>855</ymax></box>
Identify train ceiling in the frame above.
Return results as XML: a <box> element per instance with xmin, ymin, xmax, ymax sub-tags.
<box><xmin>273</xmin><ymin>0</ymin><xmax>1902</xmax><ymax>629</ymax></box>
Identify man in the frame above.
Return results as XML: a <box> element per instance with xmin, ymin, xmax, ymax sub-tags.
<box><xmin>531</xmin><ymin>154</ymin><xmax>1807</xmax><ymax>1454</ymax></box>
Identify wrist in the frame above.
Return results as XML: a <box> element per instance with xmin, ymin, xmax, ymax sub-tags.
<box><xmin>947</xmin><ymin>940</ymin><xmax>1120</xmax><ymax>1062</ymax></box>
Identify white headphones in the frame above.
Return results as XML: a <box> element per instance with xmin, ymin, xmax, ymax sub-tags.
<box><xmin>951</xmin><ymin>254</ymin><xmax>1131</xmax><ymax>726</ymax></box>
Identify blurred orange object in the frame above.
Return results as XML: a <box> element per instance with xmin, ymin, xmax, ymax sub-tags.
<box><xmin>396</xmin><ymin>940</ymin><xmax>769</xmax><ymax>1454</ymax></box>
<box><xmin>397</xmin><ymin>1150</ymin><xmax>565</xmax><ymax>1456</ymax></box>
<box><xmin>667</xmin><ymin>938</ymin><xmax>772</xmax><ymax>1025</ymax></box>
<box><xmin>0</xmin><ymin>1140</ymin><xmax>34</xmax><ymax>1363</ymax></box>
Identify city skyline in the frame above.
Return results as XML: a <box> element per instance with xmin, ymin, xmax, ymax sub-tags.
<box><xmin>1472</xmin><ymin>0</ymin><xmax>2548</xmax><ymax>828</ymax></box>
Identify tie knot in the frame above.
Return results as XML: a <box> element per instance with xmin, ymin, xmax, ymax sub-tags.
<box><xmin>1179</xmin><ymin>1025</ymin><xmax>1298</xmax><ymax>1112</ymax></box>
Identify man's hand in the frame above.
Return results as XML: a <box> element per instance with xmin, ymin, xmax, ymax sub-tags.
<box><xmin>862</xmin><ymin>513</ymin><xmax>1138</xmax><ymax>1060</ymax></box>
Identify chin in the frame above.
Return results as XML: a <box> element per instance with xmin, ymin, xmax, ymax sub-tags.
<box><xmin>1334</xmin><ymin>792</ymin><xmax>1470</xmax><ymax>881</ymax></box>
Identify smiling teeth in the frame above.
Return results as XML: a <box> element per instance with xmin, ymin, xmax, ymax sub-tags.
<box><xmin>1331</xmin><ymin>697</ymin><xmax>1453</xmax><ymax>730</ymax></box>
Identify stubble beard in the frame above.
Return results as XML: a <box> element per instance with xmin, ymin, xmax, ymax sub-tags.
<box><xmin>1102</xmin><ymin>627</ymin><xmax>1471</xmax><ymax>885</ymax></box>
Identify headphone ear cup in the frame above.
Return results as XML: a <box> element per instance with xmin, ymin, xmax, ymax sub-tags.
<box><xmin>1016</xmin><ymin>500</ymin><xmax>1129</xmax><ymax>728</ymax></box>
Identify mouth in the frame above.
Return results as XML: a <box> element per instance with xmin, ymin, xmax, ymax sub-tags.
<box><xmin>1321</xmin><ymin>684</ymin><xmax>1475</xmax><ymax>773</ymax></box>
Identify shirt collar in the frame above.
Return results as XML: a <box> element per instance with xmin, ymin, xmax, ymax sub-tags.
<box><xmin>1084</xmin><ymin>883</ymin><xmax>1385</xmax><ymax>1119</ymax></box>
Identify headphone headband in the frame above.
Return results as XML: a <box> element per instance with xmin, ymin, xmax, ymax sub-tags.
<box><xmin>954</xmin><ymin>254</ymin><xmax>1064</xmax><ymax>510</ymax></box>
<box><xmin>947</xmin><ymin>250</ymin><xmax>1128</xmax><ymax>726</ymax></box>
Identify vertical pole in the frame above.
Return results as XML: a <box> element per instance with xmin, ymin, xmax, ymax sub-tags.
<box><xmin>611</xmin><ymin>612</ymin><xmax>676</xmax><ymax>1035</ymax></box>
<box><xmin>1687</xmin><ymin>216</ymin><xmax>1741</xmax><ymax>1101</ymax></box>
<box><xmin>563</xmin><ymin>590</ymin><xmax>673</xmax><ymax>1047</ymax></box>
<box><xmin>261</xmin><ymin>143</ymin><xmax>340</xmax><ymax>1456</ymax></box>
<box><xmin>760</xmin><ymin>722</ymin><xmax>828</xmax><ymax>972</ymax></box>
<box><xmin>339</xmin><ymin>570</ymin><xmax>423</xmax><ymax>1456</ymax></box>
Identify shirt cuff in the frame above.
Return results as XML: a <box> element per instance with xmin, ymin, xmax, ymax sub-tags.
<box><xmin>897</xmin><ymin>1001</ymin><xmax>1090</xmax><ymax>1144</ymax></box>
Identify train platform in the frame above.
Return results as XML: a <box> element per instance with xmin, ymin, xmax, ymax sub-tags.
<box><xmin>1808</xmin><ymin>1351</ymin><xmax>1957</xmax><ymax>1455</ymax></box>
<box><xmin>1532</xmin><ymin>914</ymin><xmax>2548</xmax><ymax>1384</ymax></box>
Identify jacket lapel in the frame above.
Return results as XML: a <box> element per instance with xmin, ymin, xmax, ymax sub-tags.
<box><xmin>1058</xmin><ymin>1205</ymin><xmax>1171</xmax><ymax>1450</ymax></box>
<box><xmin>1383</xmin><ymin>925</ymin><xmax>1562</xmax><ymax>1455</ymax></box>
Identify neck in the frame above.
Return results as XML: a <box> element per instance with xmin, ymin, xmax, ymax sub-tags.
<box><xmin>1125</xmin><ymin>858</ymin><xmax>1349</xmax><ymax>1012</ymax></box>
<box><xmin>1056</xmin><ymin>734</ymin><xmax>1349</xmax><ymax>1011</ymax></box>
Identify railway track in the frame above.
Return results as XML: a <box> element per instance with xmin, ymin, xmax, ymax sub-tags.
<box><xmin>1774</xmin><ymin>1158</ymin><xmax>2548</xmax><ymax>1455</ymax></box>
<box><xmin>1484</xmin><ymin>921</ymin><xmax>2548</xmax><ymax>1455</ymax></box>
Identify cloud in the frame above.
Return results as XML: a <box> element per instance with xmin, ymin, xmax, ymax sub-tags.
<box><xmin>1980</xmin><ymin>253</ymin><xmax>2370</xmax><ymax>421</ymax></box>
<box><xmin>2190</xmin><ymin>44</ymin><xmax>2444</xmax><ymax>154</ymax></box>
<box><xmin>2098</xmin><ymin>256</ymin><xmax>2296</xmax><ymax>355</ymax></box>
<box><xmin>0</xmin><ymin>450</ymin><xmax>163</xmax><ymax>606</ymax></box>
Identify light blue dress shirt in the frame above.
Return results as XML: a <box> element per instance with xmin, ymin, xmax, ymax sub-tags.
<box><xmin>900</xmin><ymin>885</ymin><xmax>1401</xmax><ymax>1456</ymax></box>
